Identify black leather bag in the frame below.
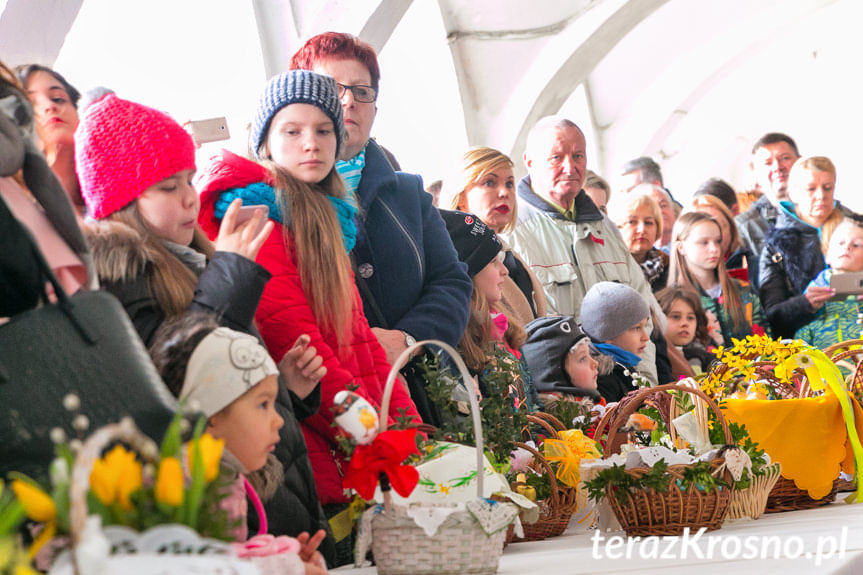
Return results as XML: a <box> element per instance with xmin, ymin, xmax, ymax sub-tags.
<box><xmin>0</xmin><ymin>228</ymin><xmax>178</xmax><ymax>480</ymax></box>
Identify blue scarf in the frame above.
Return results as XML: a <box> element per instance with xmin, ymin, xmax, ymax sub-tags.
<box><xmin>213</xmin><ymin>182</ymin><xmax>357</xmax><ymax>253</ymax></box>
<box><xmin>594</xmin><ymin>343</ymin><xmax>641</xmax><ymax>369</ymax></box>
<box><xmin>335</xmin><ymin>147</ymin><xmax>366</xmax><ymax>208</ymax></box>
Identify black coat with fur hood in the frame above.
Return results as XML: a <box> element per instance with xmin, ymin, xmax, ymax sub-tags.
<box><xmin>758</xmin><ymin>203</ymin><xmax>825</xmax><ymax>338</ymax></box>
<box><xmin>85</xmin><ymin>220</ymin><xmax>335</xmax><ymax>563</ymax></box>
<box><xmin>84</xmin><ymin>220</ymin><xmax>270</xmax><ymax>346</ymax></box>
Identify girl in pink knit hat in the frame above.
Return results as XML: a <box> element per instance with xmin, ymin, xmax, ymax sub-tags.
<box><xmin>75</xmin><ymin>93</ymin><xmax>275</xmax><ymax>346</ymax></box>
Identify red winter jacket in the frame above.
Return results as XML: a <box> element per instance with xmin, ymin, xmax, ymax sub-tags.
<box><xmin>197</xmin><ymin>151</ymin><xmax>421</xmax><ymax>505</ymax></box>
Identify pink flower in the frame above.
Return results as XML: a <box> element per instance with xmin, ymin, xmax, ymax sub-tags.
<box><xmin>233</xmin><ymin>534</ymin><xmax>301</xmax><ymax>558</ymax></box>
<box><xmin>510</xmin><ymin>444</ymin><xmax>535</xmax><ymax>473</ymax></box>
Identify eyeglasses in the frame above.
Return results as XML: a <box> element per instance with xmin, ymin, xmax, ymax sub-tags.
<box><xmin>336</xmin><ymin>82</ymin><xmax>377</xmax><ymax>103</ymax></box>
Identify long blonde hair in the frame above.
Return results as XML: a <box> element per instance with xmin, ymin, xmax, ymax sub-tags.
<box><xmin>265</xmin><ymin>161</ymin><xmax>354</xmax><ymax>348</ymax></box>
<box><xmin>106</xmin><ymin>203</ymin><xmax>213</xmax><ymax>317</ymax></box>
<box><xmin>444</xmin><ymin>147</ymin><xmax>517</xmax><ymax>233</ymax></box>
<box><xmin>668</xmin><ymin>211</ymin><xmax>747</xmax><ymax>332</ymax></box>
<box><xmin>788</xmin><ymin>156</ymin><xmax>844</xmax><ymax>251</ymax></box>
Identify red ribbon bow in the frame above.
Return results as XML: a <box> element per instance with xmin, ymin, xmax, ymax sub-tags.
<box><xmin>342</xmin><ymin>428</ymin><xmax>420</xmax><ymax>500</ymax></box>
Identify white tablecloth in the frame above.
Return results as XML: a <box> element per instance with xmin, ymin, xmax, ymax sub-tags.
<box><xmin>336</xmin><ymin>495</ymin><xmax>863</xmax><ymax>574</ymax></box>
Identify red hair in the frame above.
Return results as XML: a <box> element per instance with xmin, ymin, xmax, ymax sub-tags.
<box><xmin>289</xmin><ymin>32</ymin><xmax>381</xmax><ymax>90</ymax></box>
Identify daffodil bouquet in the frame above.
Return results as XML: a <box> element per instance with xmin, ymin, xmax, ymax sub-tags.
<box><xmin>7</xmin><ymin>409</ymin><xmax>237</xmax><ymax>562</ymax></box>
<box><xmin>700</xmin><ymin>334</ymin><xmax>811</xmax><ymax>401</ymax></box>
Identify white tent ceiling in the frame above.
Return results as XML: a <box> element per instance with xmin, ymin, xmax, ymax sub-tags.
<box><xmin>2</xmin><ymin>0</ymin><xmax>861</xmax><ymax>210</ymax></box>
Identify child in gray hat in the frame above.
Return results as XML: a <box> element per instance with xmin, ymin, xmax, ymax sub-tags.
<box><xmin>580</xmin><ymin>282</ymin><xmax>651</xmax><ymax>403</ymax></box>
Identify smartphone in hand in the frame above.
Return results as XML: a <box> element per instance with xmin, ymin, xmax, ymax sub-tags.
<box><xmin>829</xmin><ymin>271</ymin><xmax>863</xmax><ymax>300</ymax></box>
<box><xmin>234</xmin><ymin>204</ymin><xmax>269</xmax><ymax>237</ymax></box>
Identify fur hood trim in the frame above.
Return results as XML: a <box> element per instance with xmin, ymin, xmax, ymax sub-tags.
<box><xmin>83</xmin><ymin>219</ymin><xmax>154</xmax><ymax>283</ymax></box>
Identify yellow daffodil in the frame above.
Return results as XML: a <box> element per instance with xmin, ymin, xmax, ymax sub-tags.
<box><xmin>187</xmin><ymin>434</ymin><xmax>224</xmax><ymax>483</ymax></box>
<box><xmin>89</xmin><ymin>445</ymin><xmax>142</xmax><ymax>509</ymax></box>
<box><xmin>155</xmin><ymin>457</ymin><xmax>184</xmax><ymax>507</ymax></box>
<box><xmin>10</xmin><ymin>481</ymin><xmax>55</xmax><ymax>523</ymax></box>
<box><xmin>543</xmin><ymin>429</ymin><xmax>602</xmax><ymax>489</ymax></box>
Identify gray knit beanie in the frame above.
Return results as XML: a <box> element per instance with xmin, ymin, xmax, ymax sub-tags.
<box><xmin>580</xmin><ymin>281</ymin><xmax>649</xmax><ymax>342</ymax></box>
<box><xmin>250</xmin><ymin>70</ymin><xmax>344</xmax><ymax>159</ymax></box>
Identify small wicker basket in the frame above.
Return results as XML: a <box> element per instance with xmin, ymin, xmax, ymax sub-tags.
<box><xmin>592</xmin><ymin>384</ymin><xmax>734</xmax><ymax>537</ymax></box>
<box><xmin>726</xmin><ymin>463</ymin><xmax>782</xmax><ymax>520</ymax></box>
<box><xmin>509</xmin><ymin>413</ymin><xmax>578</xmax><ymax>542</ymax></box>
<box><xmin>364</xmin><ymin>340</ymin><xmax>515</xmax><ymax>575</ymax></box>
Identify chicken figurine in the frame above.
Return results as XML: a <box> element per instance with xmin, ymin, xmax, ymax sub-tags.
<box><xmin>333</xmin><ymin>390</ymin><xmax>380</xmax><ymax>445</ymax></box>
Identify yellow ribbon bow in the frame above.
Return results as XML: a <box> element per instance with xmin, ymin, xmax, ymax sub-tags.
<box><xmin>543</xmin><ymin>429</ymin><xmax>602</xmax><ymax>489</ymax></box>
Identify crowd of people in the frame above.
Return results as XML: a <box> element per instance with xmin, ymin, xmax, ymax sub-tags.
<box><xmin>3</xmin><ymin>31</ymin><xmax>862</xmax><ymax>571</ymax></box>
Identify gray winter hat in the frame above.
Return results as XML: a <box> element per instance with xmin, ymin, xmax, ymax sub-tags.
<box><xmin>580</xmin><ymin>281</ymin><xmax>649</xmax><ymax>342</ymax></box>
<box><xmin>250</xmin><ymin>69</ymin><xmax>345</xmax><ymax>159</ymax></box>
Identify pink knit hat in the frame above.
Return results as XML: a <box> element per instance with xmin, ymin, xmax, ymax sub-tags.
<box><xmin>75</xmin><ymin>94</ymin><xmax>196</xmax><ymax>219</ymax></box>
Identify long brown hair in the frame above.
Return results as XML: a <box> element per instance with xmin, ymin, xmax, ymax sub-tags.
<box><xmin>106</xmin><ymin>203</ymin><xmax>213</xmax><ymax>317</ymax></box>
<box><xmin>656</xmin><ymin>286</ymin><xmax>712</xmax><ymax>347</ymax></box>
<box><xmin>459</xmin><ymin>279</ymin><xmax>526</xmax><ymax>373</ymax></box>
<box><xmin>266</xmin><ymin>161</ymin><xmax>354</xmax><ymax>348</ymax></box>
<box><xmin>668</xmin><ymin>211</ymin><xmax>747</xmax><ymax>332</ymax></box>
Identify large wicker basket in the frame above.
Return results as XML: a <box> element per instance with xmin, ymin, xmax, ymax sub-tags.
<box><xmin>765</xmin><ymin>477</ymin><xmax>839</xmax><ymax>513</ymax></box>
<box><xmin>592</xmin><ymin>384</ymin><xmax>734</xmax><ymax>537</ymax></box>
<box><xmin>365</xmin><ymin>340</ymin><xmax>515</xmax><ymax>575</ymax></box>
<box><xmin>509</xmin><ymin>413</ymin><xmax>579</xmax><ymax>542</ymax></box>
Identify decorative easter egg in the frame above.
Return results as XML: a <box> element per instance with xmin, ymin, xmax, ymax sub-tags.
<box><xmin>333</xmin><ymin>390</ymin><xmax>380</xmax><ymax>445</ymax></box>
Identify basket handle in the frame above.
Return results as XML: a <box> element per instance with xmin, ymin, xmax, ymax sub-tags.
<box><xmin>528</xmin><ymin>412</ymin><xmax>567</xmax><ymax>434</ymax></box>
<box><xmin>513</xmin><ymin>441</ymin><xmax>561</xmax><ymax>508</ymax></box>
<box><xmin>68</xmin><ymin>418</ymin><xmax>159</xmax><ymax>546</ymax></box>
<box><xmin>379</xmin><ymin>340</ymin><xmax>484</xmax><ymax>499</ymax></box>
<box><xmin>525</xmin><ymin>414</ymin><xmax>561</xmax><ymax>440</ymax></box>
<box><xmin>598</xmin><ymin>383</ymin><xmax>732</xmax><ymax>457</ymax></box>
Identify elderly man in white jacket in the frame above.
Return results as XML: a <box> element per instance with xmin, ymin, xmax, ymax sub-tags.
<box><xmin>506</xmin><ymin>116</ymin><xmax>665</xmax><ymax>385</ymax></box>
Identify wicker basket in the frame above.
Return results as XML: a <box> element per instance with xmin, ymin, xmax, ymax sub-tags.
<box><xmin>592</xmin><ymin>384</ymin><xmax>734</xmax><ymax>537</ymax></box>
<box><xmin>365</xmin><ymin>340</ymin><xmax>516</xmax><ymax>575</ymax></box>
<box><xmin>509</xmin><ymin>413</ymin><xmax>578</xmax><ymax>542</ymax></box>
<box><xmin>726</xmin><ymin>463</ymin><xmax>783</xmax><ymax>520</ymax></box>
<box><xmin>765</xmin><ymin>477</ymin><xmax>839</xmax><ymax>513</ymax></box>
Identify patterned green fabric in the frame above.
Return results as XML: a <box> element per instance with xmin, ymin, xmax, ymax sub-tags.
<box><xmin>699</xmin><ymin>279</ymin><xmax>770</xmax><ymax>343</ymax></box>
<box><xmin>795</xmin><ymin>298</ymin><xmax>863</xmax><ymax>350</ymax></box>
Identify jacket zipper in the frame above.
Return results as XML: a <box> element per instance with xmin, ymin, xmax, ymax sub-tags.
<box><xmin>378</xmin><ymin>197</ymin><xmax>423</xmax><ymax>276</ymax></box>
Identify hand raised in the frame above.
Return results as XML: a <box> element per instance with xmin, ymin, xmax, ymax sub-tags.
<box><xmin>279</xmin><ymin>335</ymin><xmax>326</xmax><ymax>399</ymax></box>
<box><xmin>214</xmin><ymin>198</ymin><xmax>274</xmax><ymax>261</ymax></box>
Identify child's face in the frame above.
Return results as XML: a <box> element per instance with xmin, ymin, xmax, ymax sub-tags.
<box><xmin>266</xmin><ymin>103</ymin><xmax>337</xmax><ymax>184</ymax></box>
<box><xmin>607</xmin><ymin>318</ymin><xmax>650</xmax><ymax>357</ymax></box>
<box><xmin>678</xmin><ymin>220</ymin><xmax>722</xmax><ymax>274</ymax></box>
<box><xmin>665</xmin><ymin>298</ymin><xmax>697</xmax><ymax>347</ymax></box>
<box><xmin>474</xmin><ymin>253</ymin><xmax>508</xmax><ymax>307</ymax></box>
<box><xmin>826</xmin><ymin>225</ymin><xmax>863</xmax><ymax>272</ymax></box>
<box><xmin>564</xmin><ymin>341</ymin><xmax>598</xmax><ymax>390</ymax></box>
<box><xmin>137</xmin><ymin>169</ymin><xmax>199</xmax><ymax>245</ymax></box>
<box><xmin>208</xmin><ymin>375</ymin><xmax>284</xmax><ymax>472</ymax></box>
